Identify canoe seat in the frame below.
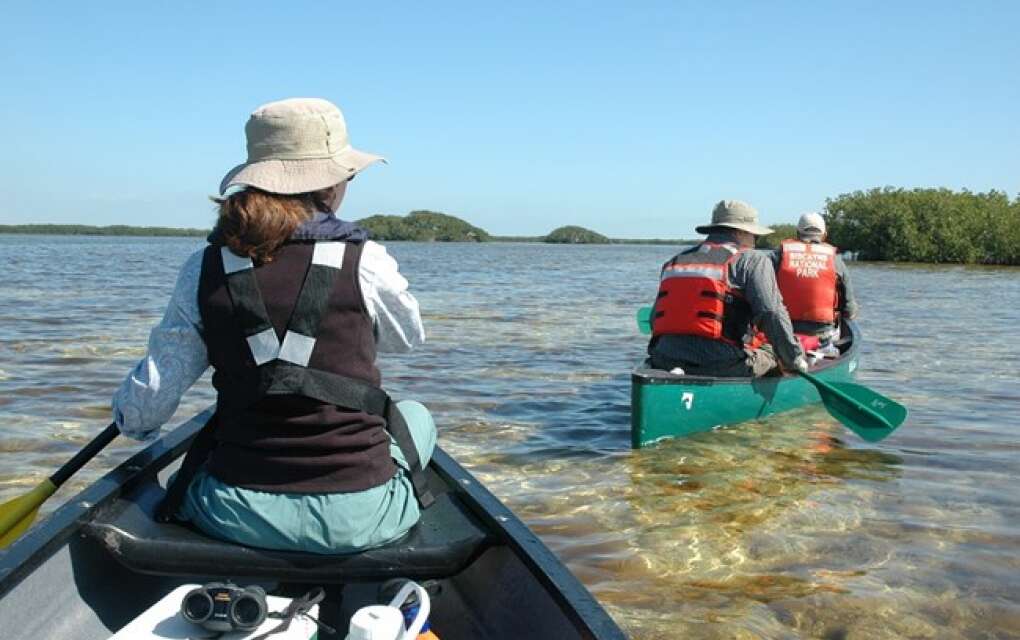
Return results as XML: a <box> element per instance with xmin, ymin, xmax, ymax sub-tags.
<box><xmin>82</xmin><ymin>480</ymin><xmax>492</xmax><ymax>582</ymax></box>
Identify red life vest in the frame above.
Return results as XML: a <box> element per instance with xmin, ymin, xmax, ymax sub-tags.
<box><xmin>651</xmin><ymin>242</ymin><xmax>752</xmax><ymax>346</ymax></box>
<box><xmin>776</xmin><ymin>239</ymin><xmax>838</xmax><ymax>324</ymax></box>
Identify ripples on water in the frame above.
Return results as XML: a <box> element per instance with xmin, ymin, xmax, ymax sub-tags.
<box><xmin>1</xmin><ymin>236</ymin><xmax>1018</xmax><ymax>638</ymax></box>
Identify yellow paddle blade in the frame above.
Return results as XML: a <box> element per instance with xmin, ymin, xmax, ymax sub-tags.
<box><xmin>0</xmin><ymin>480</ymin><xmax>57</xmax><ymax>549</ymax></box>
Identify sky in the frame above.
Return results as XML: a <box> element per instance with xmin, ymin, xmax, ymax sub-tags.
<box><xmin>1</xmin><ymin>1</ymin><xmax>1018</xmax><ymax>237</ymax></box>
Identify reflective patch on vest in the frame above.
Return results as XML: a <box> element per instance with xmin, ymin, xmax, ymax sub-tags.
<box><xmin>785</xmin><ymin>245</ymin><xmax>833</xmax><ymax>279</ymax></box>
<box><xmin>221</xmin><ymin>247</ymin><xmax>254</xmax><ymax>274</ymax></box>
<box><xmin>311</xmin><ymin>242</ymin><xmax>346</xmax><ymax>269</ymax></box>
<box><xmin>661</xmin><ymin>264</ymin><xmax>726</xmax><ymax>280</ymax></box>
<box><xmin>246</xmin><ymin>327</ymin><xmax>281</xmax><ymax>366</ymax></box>
<box><xmin>278</xmin><ymin>331</ymin><xmax>316</xmax><ymax>367</ymax></box>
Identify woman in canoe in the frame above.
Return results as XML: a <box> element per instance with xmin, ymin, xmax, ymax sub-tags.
<box><xmin>111</xmin><ymin>98</ymin><xmax>435</xmax><ymax>554</ymax></box>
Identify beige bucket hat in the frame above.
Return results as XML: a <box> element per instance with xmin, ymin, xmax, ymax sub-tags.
<box><xmin>219</xmin><ymin>98</ymin><xmax>384</xmax><ymax>195</ymax></box>
<box><xmin>695</xmin><ymin>200</ymin><xmax>774</xmax><ymax>236</ymax></box>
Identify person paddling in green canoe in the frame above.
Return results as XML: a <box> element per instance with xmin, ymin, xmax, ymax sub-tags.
<box><xmin>647</xmin><ymin>200</ymin><xmax>808</xmax><ymax>377</ymax></box>
<box><xmin>769</xmin><ymin>212</ymin><xmax>859</xmax><ymax>349</ymax></box>
<box><xmin>110</xmin><ymin>98</ymin><xmax>437</xmax><ymax>554</ymax></box>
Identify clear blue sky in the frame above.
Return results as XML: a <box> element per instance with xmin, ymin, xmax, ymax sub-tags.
<box><xmin>2</xmin><ymin>1</ymin><xmax>1017</xmax><ymax>237</ymax></box>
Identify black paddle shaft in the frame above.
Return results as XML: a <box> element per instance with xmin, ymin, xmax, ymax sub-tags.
<box><xmin>48</xmin><ymin>423</ymin><xmax>119</xmax><ymax>488</ymax></box>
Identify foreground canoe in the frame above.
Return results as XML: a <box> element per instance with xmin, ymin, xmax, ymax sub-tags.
<box><xmin>632</xmin><ymin>321</ymin><xmax>861</xmax><ymax>448</ymax></box>
<box><xmin>0</xmin><ymin>411</ymin><xmax>625</xmax><ymax>639</ymax></box>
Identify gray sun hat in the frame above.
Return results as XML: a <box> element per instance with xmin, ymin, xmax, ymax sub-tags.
<box><xmin>797</xmin><ymin>212</ymin><xmax>827</xmax><ymax>239</ymax></box>
<box><xmin>695</xmin><ymin>200</ymin><xmax>774</xmax><ymax>236</ymax></box>
<box><xmin>219</xmin><ymin>98</ymin><xmax>385</xmax><ymax>195</ymax></box>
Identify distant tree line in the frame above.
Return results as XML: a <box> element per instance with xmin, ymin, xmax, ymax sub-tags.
<box><xmin>823</xmin><ymin>187</ymin><xmax>1020</xmax><ymax>265</ymax></box>
<box><xmin>0</xmin><ymin>224</ymin><xmax>207</xmax><ymax>237</ymax></box>
<box><xmin>8</xmin><ymin>188</ymin><xmax>1016</xmax><ymax>264</ymax></box>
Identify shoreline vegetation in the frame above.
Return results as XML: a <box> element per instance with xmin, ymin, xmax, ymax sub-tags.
<box><xmin>3</xmin><ymin>188</ymin><xmax>1018</xmax><ymax>264</ymax></box>
<box><xmin>0</xmin><ymin>224</ymin><xmax>209</xmax><ymax>237</ymax></box>
<box><xmin>0</xmin><ymin>212</ymin><xmax>698</xmax><ymax>246</ymax></box>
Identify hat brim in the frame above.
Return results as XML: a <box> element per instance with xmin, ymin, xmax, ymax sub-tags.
<box><xmin>695</xmin><ymin>221</ymin><xmax>775</xmax><ymax>236</ymax></box>
<box><xmin>219</xmin><ymin>146</ymin><xmax>385</xmax><ymax>195</ymax></box>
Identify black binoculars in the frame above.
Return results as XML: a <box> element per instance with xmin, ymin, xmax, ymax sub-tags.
<box><xmin>180</xmin><ymin>582</ymin><xmax>268</xmax><ymax>632</ymax></box>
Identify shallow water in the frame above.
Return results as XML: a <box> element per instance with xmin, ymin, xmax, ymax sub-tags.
<box><xmin>1</xmin><ymin>235</ymin><xmax>1018</xmax><ymax>638</ymax></box>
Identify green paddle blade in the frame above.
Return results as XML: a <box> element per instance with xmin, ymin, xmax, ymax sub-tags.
<box><xmin>806</xmin><ymin>375</ymin><xmax>908</xmax><ymax>442</ymax></box>
<box><xmin>0</xmin><ymin>480</ymin><xmax>56</xmax><ymax>548</ymax></box>
<box><xmin>637</xmin><ymin>306</ymin><xmax>652</xmax><ymax>335</ymax></box>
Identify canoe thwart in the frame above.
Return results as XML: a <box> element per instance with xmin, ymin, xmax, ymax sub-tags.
<box><xmin>83</xmin><ymin>481</ymin><xmax>493</xmax><ymax>582</ymax></box>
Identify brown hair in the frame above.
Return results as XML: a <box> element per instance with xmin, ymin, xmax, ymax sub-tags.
<box><xmin>212</xmin><ymin>187</ymin><xmax>335</xmax><ymax>262</ymax></box>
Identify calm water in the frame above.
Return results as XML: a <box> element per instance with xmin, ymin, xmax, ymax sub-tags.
<box><xmin>1</xmin><ymin>235</ymin><xmax>1018</xmax><ymax>639</ymax></box>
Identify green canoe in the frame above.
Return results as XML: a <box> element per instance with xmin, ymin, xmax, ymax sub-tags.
<box><xmin>631</xmin><ymin>313</ymin><xmax>861</xmax><ymax>448</ymax></box>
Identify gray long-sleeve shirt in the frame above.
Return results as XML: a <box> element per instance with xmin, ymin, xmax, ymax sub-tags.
<box><xmin>769</xmin><ymin>240</ymin><xmax>859</xmax><ymax>335</ymax></box>
<box><xmin>648</xmin><ymin>233</ymin><xmax>804</xmax><ymax>371</ymax></box>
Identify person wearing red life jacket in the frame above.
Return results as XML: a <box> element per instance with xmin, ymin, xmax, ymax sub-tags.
<box><xmin>648</xmin><ymin>200</ymin><xmax>807</xmax><ymax>377</ymax></box>
<box><xmin>770</xmin><ymin>212</ymin><xmax>859</xmax><ymax>340</ymax></box>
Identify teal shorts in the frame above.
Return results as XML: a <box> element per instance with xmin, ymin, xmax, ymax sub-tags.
<box><xmin>179</xmin><ymin>400</ymin><xmax>437</xmax><ymax>554</ymax></box>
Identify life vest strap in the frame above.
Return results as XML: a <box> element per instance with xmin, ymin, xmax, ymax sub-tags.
<box><xmin>222</xmin><ymin>247</ymin><xmax>279</xmax><ymax>365</ymax></box>
<box><xmin>158</xmin><ymin>366</ymin><xmax>437</xmax><ymax>517</ymax></box>
<box><xmin>384</xmin><ymin>399</ymin><xmax>436</xmax><ymax>509</ymax></box>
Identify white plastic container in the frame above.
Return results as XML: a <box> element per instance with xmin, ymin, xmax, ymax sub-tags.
<box><xmin>346</xmin><ymin>581</ymin><xmax>430</xmax><ymax>640</ymax></box>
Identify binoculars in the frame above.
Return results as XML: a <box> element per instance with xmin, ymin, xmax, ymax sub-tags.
<box><xmin>180</xmin><ymin>582</ymin><xmax>268</xmax><ymax>632</ymax></box>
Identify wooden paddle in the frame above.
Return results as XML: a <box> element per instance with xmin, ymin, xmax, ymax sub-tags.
<box><xmin>0</xmin><ymin>422</ymin><xmax>119</xmax><ymax>548</ymax></box>
<box><xmin>798</xmin><ymin>372</ymin><xmax>907</xmax><ymax>442</ymax></box>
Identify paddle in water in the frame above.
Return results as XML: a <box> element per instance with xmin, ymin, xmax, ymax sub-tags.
<box><xmin>798</xmin><ymin>371</ymin><xmax>907</xmax><ymax>442</ymax></box>
<box><xmin>0</xmin><ymin>422</ymin><xmax>119</xmax><ymax>548</ymax></box>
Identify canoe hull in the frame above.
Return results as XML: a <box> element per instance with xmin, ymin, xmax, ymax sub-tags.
<box><xmin>0</xmin><ymin>411</ymin><xmax>625</xmax><ymax>640</ymax></box>
<box><xmin>632</xmin><ymin>322</ymin><xmax>861</xmax><ymax>448</ymax></box>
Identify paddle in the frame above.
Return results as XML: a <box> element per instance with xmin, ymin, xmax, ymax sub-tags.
<box><xmin>798</xmin><ymin>371</ymin><xmax>907</xmax><ymax>442</ymax></box>
<box><xmin>0</xmin><ymin>422</ymin><xmax>119</xmax><ymax>548</ymax></box>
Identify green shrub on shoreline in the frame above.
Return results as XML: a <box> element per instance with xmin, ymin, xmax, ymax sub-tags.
<box><xmin>755</xmin><ymin>223</ymin><xmax>798</xmax><ymax>250</ymax></box>
<box><xmin>824</xmin><ymin>188</ymin><xmax>1020</xmax><ymax>265</ymax></box>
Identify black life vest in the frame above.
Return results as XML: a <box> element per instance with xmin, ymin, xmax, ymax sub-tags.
<box><xmin>157</xmin><ymin>223</ymin><xmax>433</xmax><ymax>521</ymax></box>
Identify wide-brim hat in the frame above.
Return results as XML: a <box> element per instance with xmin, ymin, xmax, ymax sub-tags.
<box><xmin>219</xmin><ymin>98</ymin><xmax>385</xmax><ymax>195</ymax></box>
<box><xmin>695</xmin><ymin>199</ymin><xmax>774</xmax><ymax>236</ymax></box>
